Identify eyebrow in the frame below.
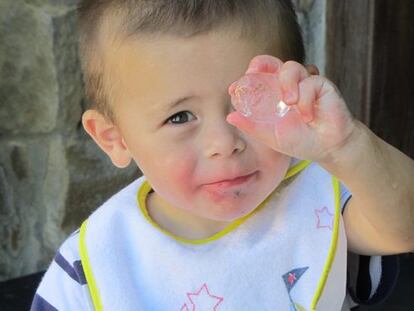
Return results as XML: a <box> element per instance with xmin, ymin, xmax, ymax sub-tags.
<box><xmin>167</xmin><ymin>96</ymin><xmax>195</xmax><ymax>110</ymax></box>
<box><xmin>150</xmin><ymin>95</ymin><xmax>197</xmax><ymax>120</ymax></box>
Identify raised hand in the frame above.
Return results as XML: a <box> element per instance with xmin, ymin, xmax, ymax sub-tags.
<box><xmin>227</xmin><ymin>55</ymin><xmax>356</xmax><ymax>162</ymax></box>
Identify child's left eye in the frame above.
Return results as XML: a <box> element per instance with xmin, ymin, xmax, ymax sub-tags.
<box><xmin>167</xmin><ymin>111</ymin><xmax>195</xmax><ymax>124</ymax></box>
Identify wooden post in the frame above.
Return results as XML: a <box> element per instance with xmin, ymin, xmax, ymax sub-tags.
<box><xmin>326</xmin><ymin>0</ymin><xmax>414</xmax><ymax>158</ymax></box>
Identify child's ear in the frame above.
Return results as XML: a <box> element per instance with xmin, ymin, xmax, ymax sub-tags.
<box><xmin>82</xmin><ymin>109</ymin><xmax>132</xmax><ymax>168</ymax></box>
<box><xmin>305</xmin><ymin>64</ymin><xmax>320</xmax><ymax>75</ymax></box>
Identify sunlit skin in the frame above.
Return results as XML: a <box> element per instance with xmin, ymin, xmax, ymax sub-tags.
<box><xmin>87</xmin><ymin>26</ymin><xmax>292</xmax><ymax>237</ymax></box>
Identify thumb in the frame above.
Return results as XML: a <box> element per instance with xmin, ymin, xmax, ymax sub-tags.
<box><xmin>226</xmin><ymin>111</ymin><xmax>276</xmax><ymax>148</ymax></box>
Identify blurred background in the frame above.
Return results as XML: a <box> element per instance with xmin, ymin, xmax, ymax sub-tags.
<box><xmin>0</xmin><ymin>0</ymin><xmax>413</xmax><ymax>310</ymax></box>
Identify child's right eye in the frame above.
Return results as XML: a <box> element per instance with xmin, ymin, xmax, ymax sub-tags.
<box><xmin>166</xmin><ymin>111</ymin><xmax>195</xmax><ymax>125</ymax></box>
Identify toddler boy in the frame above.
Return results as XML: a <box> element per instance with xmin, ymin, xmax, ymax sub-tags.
<box><xmin>32</xmin><ymin>0</ymin><xmax>414</xmax><ymax>310</ymax></box>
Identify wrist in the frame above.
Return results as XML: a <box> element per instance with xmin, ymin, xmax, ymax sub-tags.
<box><xmin>317</xmin><ymin>120</ymin><xmax>374</xmax><ymax>171</ymax></box>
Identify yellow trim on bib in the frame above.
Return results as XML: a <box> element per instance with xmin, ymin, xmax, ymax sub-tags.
<box><xmin>138</xmin><ymin>181</ymin><xmax>268</xmax><ymax>245</ymax></box>
<box><xmin>137</xmin><ymin>160</ymin><xmax>311</xmax><ymax>245</ymax></box>
<box><xmin>310</xmin><ymin>176</ymin><xmax>341</xmax><ymax>310</ymax></box>
<box><xmin>285</xmin><ymin>160</ymin><xmax>311</xmax><ymax>179</ymax></box>
<box><xmin>79</xmin><ymin>220</ymin><xmax>104</xmax><ymax>311</ymax></box>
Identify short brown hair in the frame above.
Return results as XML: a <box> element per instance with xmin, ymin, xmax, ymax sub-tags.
<box><xmin>78</xmin><ymin>0</ymin><xmax>305</xmax><ymax>120</ymax></box>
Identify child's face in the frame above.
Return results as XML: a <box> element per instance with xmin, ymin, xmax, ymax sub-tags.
<box><xmin>104</xmin><ymin>26</ymin><xmax>291</xmax><ymax>221</ymax></box>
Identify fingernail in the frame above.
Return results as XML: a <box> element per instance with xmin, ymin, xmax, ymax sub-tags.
<box><xmin>228</xmin><ymin>81</ymin><xmax>237</xmax><ymax>95</ymax></box>
<box><xmin>303</xmin><ymin>114</ymin><xmax>314</xmax><ymax>123</ymax></box>
<box><xmin>226</xmin><ymin>113</ymin><xmax>237</xmax><ymax>124</ymax></box>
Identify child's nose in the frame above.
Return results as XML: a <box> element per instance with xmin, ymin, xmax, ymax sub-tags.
<box><xmin>203</xmin><ymin>121</ymin><xmax>246</xmax><ymax>159</ymax></box>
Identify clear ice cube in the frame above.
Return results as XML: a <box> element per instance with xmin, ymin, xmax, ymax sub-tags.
<box><xmin>230</xmin><ymin>73</ymin><xmax>290</xmax><ymax>122</ymax></box>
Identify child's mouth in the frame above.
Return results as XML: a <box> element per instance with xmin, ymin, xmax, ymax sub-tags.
<box><xmin>203</xmin><ymin>171</ymin><xmax>258</xmax><ymax>190</ymax></box>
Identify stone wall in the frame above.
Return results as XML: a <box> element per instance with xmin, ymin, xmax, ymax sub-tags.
<box><xmin>0</xmin><ymin>0</ymin><xmax>325</xmax><ymax>280</ymax></box>
<box><xmin>0</xmin><ymin>0</ymin><xmax>139</xmax><ymax>281</ymax></box>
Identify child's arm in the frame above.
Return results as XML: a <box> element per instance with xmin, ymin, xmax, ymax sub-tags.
<box><xmin>227</xmin><ymin>55</ymin><xmax>414</xmax><ymax>256</ymax></box>
<box><xmin>319</xmin><ymin>120</ymin><xmax>414</xmax><ymax>255</ymax></box>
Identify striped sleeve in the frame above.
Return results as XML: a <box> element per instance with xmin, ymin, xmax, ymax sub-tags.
<box><xmin>340</xmin><ymin>187</ymin><xmax>399</xmax><ymax>309</ymax></box>
<box><xmin>339</xmin><ymin>181</ymin><xmax>352</xmax><ymax>212</ymax></box>
<box><xmin>31</xmin><ymin>231</ymin><xmax>93</xmax><ymax>311</ymax></box>
<box><xmin>346</xmin><ymin>253</ymin><xmax>399</xmax><ymax>308</ymax></box>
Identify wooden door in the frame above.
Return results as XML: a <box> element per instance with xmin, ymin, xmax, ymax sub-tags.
<box><xmin>326</xmin><ymin>1</ymin><xmax>414</xmax><ymax>309</ymax></box>
<box><xmin>326</xmin><ymin>0</ymin><xmax>414</xmax><ymax>158</ymax></box>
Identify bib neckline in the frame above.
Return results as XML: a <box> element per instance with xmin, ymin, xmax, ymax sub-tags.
<box><xmin>137</xmin><ymin>160</ymin><xmax>311</xmax><ymax>245</ymax></box>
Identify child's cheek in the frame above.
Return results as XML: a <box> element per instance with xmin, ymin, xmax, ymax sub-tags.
<box><xmin>163</xmin><ymin>152</ymin><xmax>198</xmax><ymax>195</ymax></box>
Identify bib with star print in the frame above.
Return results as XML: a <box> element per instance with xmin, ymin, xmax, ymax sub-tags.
<box><xmin>79</xmin><ymin>162</ymin><xmax>347</xmax><ymax>311</ymax></box>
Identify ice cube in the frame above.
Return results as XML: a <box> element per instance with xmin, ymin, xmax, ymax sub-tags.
<box><xmin>230</xmin><ymin>73</ymin><xmax>288</xmax><ymax>122</ymax></box>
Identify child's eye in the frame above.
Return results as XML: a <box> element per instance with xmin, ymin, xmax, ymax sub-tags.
<box><xmin>167</xmin><ymin>111</ymin><xmax>195</xmax><ymax>124</ymax></box>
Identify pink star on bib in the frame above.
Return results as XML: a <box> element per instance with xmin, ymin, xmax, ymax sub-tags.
<box><xmin>315</xmin><ymin>206</ymin><xmax>334</xmax><ymax>230</ymax></box>
<box><xmin>186</xmin><ymin>283</ymin><xmax>223</xmax><ymax>311</ymax></box>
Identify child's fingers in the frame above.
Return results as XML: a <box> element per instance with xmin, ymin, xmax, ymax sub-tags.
<box><xmin>297</xmin><ymin>75</ymin><xmax>324</xmax><ymax>123</ymax></box>
<box><xmin>246</xmin><ymin>55</ymin><xmax>283</xmax><ymax>74</ymax></box>
<box><xmin>297</xmin><ymin>76</ymin><xmax>331</xmax><ymax>123</ymax></box>
<box><xmin>279</xmin><ymin>61</ymin><xmax>310</xmax><ymax>105</ymax></box>
<box><xmin>228</xmin><ymin>80</ymin><xmax>237</xmax><ymax>96</ymax></box>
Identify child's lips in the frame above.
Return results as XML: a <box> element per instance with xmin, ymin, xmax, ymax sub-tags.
<box><xmin>203</xmin><ymin>171</ymin><xmax>258</xmax><ymax>190</ymax></box>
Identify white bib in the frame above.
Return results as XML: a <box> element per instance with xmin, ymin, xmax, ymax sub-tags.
<box><xmin>80</xmin><ymin>162</ymin><xmax>347</xmax><ymax>311</ymax></box>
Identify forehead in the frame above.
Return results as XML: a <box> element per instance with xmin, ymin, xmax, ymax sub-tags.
<box><xmin>99</xmin><ymin>22</ymin><xmax>278</xmax><ymax>117</ymax></box>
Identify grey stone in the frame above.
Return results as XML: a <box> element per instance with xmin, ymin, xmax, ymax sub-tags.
<box><xmin>0</xmin><ymin>1</ymin><xmax>58</xmax><ymax>134</ymax></box>
<box><xmin>63</xmin><ymin>130</ymin><xmax>140</xmax><ymax>232</ymax></box>
<box><xmin>39</xmin><ymin>136</ymin><xmax>69</xmax><ymax>254</ymax></box>
<box><xmin>0</xmin><ymin>136</ymin><xmax>68</xmax><ymax>280</ymax></box>
<box><xmin>52</xmin><ymin>9</ymin><xmax>84</xmax><ymax>133</ymax></box>
<box><xmin>10</xmin><ymin>145</ymin><xmax>29</xmax><ymax>180</ymax></box>
<box><xmin>0</xmin><ymin>165</ymin><xmax>13</xmax><ymax>219</ymax></box>
<box><xmin>24</xmin><ymin>0</ymin><xmax>80</xmax><ymax>16</ymax></box>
